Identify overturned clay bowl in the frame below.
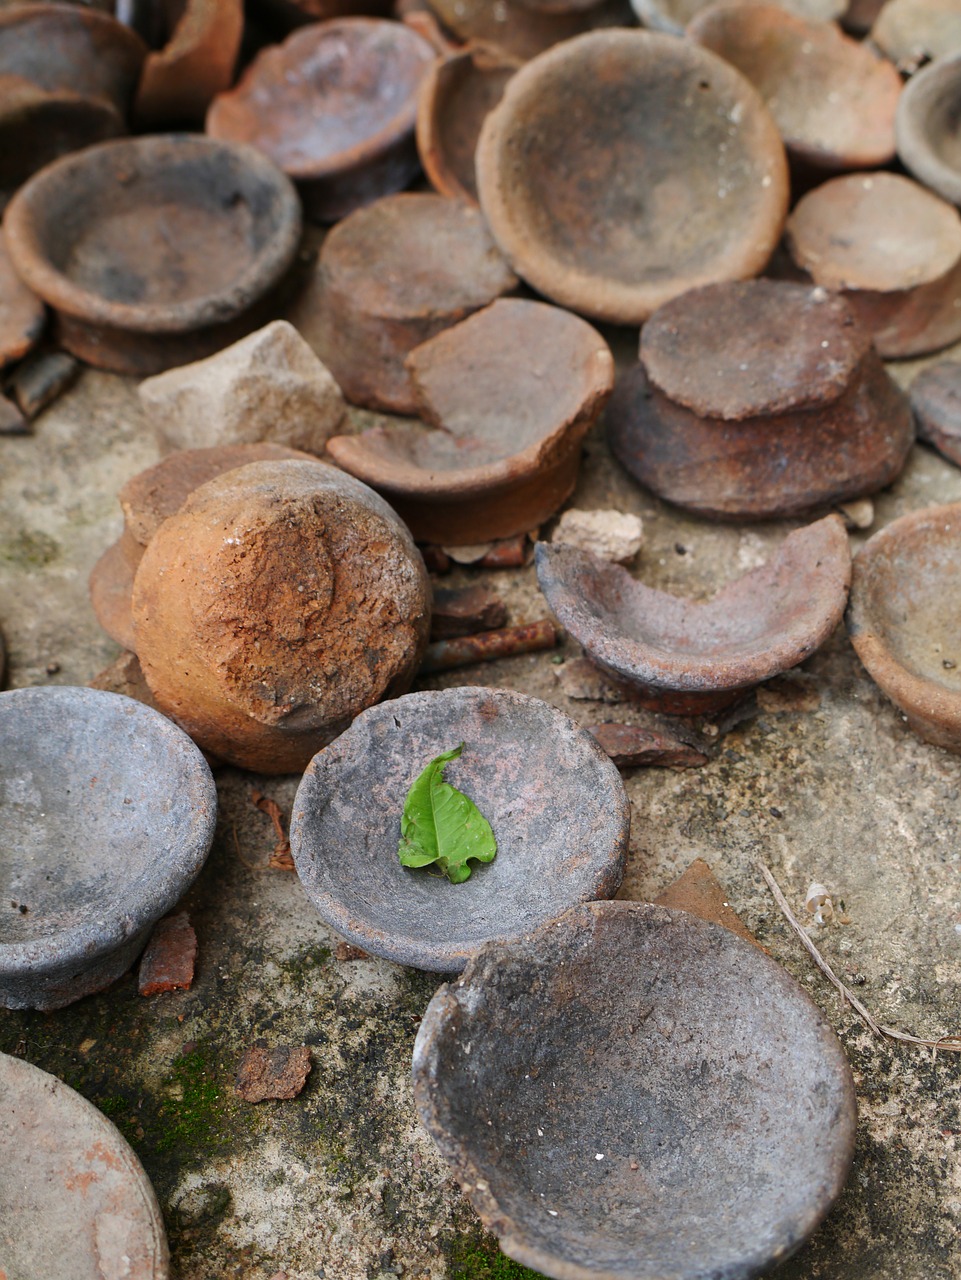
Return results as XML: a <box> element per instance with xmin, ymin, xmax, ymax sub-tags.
<box><xmin>847</xmin><ymin>502</ymin><xmax>961</xmax><ymax>752</ymax></box>
<box><xmin>424</xmin><ymin>0</ymin><xmax>633</xmax><ymax>62</ymax></box>
<box><xmin>0</xmin><ymin>686</ymin><xmax>216</xmax><ymax>1010</ymax></box>
<box><xmin>0</xmin><ymin>1052</ymin><xmax>169</xmax><ymax>1277</ymax></box>
<box><xmin>476</xmin><ymin>29</ymin><xmax>788</xmax><ymax>325</ymax></box>
<box><xmin>413</xmin><ymin>900</ymin><xmax>857</xmax><ymax>1280</ymax></box>
<box><xmin>3</xmin><ymin>134</ymin><xmax>302</xmax><ymax>376</ymax></box>
<box><xmin>536</xmin><ymin>515</ymin><xmax>851</xmax><ymax>714</ymax></box>
<box><xmin>206</xmin><ymin>18</ymin><xmax>435</xmax><ymax>223</ymax></box>
<box><xmin>632</xmin><ymin>0</ymin><xmax>844</xmax><ymax>35</ymax></box>
<box><xmin>607</xmin><ymin>279</ymin><xmax>914</xmax><ymax>520</ymax></box>
<box><xmin>327</xmin><ymin>297</ymin><xmax>614</xmax><ymax>545</ymax></box>
<box><xmin>897</xmin><ymin>51</ymin><xmax>961</xmax><ymax>207</ymax></box>
<box><xmin>290</xmin><ymin>687</ymin><xmax>629</xmax><ymax>971</ymax></box>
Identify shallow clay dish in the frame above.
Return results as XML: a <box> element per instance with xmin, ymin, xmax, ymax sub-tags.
<box><xmin>0</xmin><ymin>1052</ymin><xmax>169</xmax><ymax>1277</ymax></box>
<box><xmin>897</xmin><ymin>51</ymin><xmax>961</xmax><ymax>206</ymax></box>
<box><xmin>3</xmin><ymin>134</ymin><xmax>302</xmax><ymax>375</ymax></box>
<box><xmin>910</xmin><ymin>361</ymin><xmax>961</xmax><ymax>465</ymax></box>
<box><xmin>632</xmin><ymin>0</ymin><xmax>844</xmax><ymax>33</ymax></box>
<box><xmin>413</xmin><ymin>900</ymin><xmax>857</xmax><ymax>1280</ymax></box>
<box><xmin>847</xmin><ymin>502</ymin><xmax>961</xmax><ymax>751</ymax></box>
<box><xmin>206</xmin><ymin>18</ymin><xmax>435</xmax><ymax>222</ymax></box>
<box><xmin>290</xmin><ymin>687</ymin><xmax>629</xmax><ymax>971</ymax></box>
<box><xmin>873</xmin><ymin>0</ymin><xmax>961</xmax><ymax>69</ymax></box>
<box><xmin>476</xmin><ymin>29</ymin><xmax>788</xmax><ymax>325</ymax></box>
<box><xmin>0</xmin><ymin>686</ymin><xmax>216</xmax><ymax>1010</ymax></box>
<box><xmin>424</xmin><ymin>0</ymin><xmax>633</xmax><ymax>61</ymax></box>
<box><xmin>327</xmin><ymin>298</ymin><xmax>614</xmax><ymax>544</ymax></box>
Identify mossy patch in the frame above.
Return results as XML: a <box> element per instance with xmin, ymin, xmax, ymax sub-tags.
<box><xmin>0</xmin><ymin>529</ymin><xmax>59</xmax><ymax>569</ymax></box>
<box><xmin>447</xmin><ymin>1233</ymin><xmax>545</xmax><ymax>1280</ymax></box>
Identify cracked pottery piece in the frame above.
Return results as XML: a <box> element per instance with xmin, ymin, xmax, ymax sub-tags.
<box><xmin>290</xmin><ymin>686</ymin><xmax>629</xmax><ymax>971</ymax></box>
<box><xmin>896</xmin><ymin>51</ymin><xmax>961</xmax><ymax>206</ymax></box>
<box><xmin>0</xmin><ymin>686</ymin><xmax>216</xmax><ymax>1010</ymax></box>
<box><xmin>134</xmin><ymin>0</ymin><xmax>243</xmax><ymax>127</ymax></box>
<box><xmin>413</xmin><ymin>900</ymin><xmax>857</xmax><ymax>1280</ymax></box>
<box><xmin>535</xmin><ymin>515</ymin><xmax>851</xmax><ymax>714</ymax></box>
<box><xmin>424</xmin><ymin>0</ymin><xmax>634</xmax><ymax>61</ymax></box>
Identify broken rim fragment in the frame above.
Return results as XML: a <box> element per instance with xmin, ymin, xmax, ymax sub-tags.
<box><xmin>535</xmin><ymin>515</ymin><xmax>851</xmax><ymax>714</ymax></box>
<box><xmin>413</xmin><ymin>900</ymin><xmax>857</xmax><ymax>1280</ymax></box>
<box><xmin>3</xmin><ymin>134</ymin><xmax>302</xmax><ymax>376</ymax></box>
<box><xmin>134</xmin><ymin>0</ymin><xmax>244</xmax><ymax>128</ymax></box>
<box><xmin>632</xmin><ymin>0</ymin><xmax>844</xmax><ymax>35</ymax></box>
<box><xmin>423</xmin><ymin>0</ymin><xmax>633</xmax><ymax>61</ymax></box>
<box><xmin>847</xmin><ymin>502</ymin><xmax>961</xmax><ymax>752</ymax></box>
<box><xmin>290</xmin><ymin>687</ymin><xmax>629</xmax><ymax>972</ymax></box>
<box><xmin>0</xmin><ymin>686</ymin><xmax>216</xmax><ymax>1011</ymax></box>
<box><xmin>896</xmin><ymin>51</ymin><xmax>961</xmax><ymax>207</ymax></box>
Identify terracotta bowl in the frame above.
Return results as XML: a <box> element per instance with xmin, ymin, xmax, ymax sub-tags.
<box><xmin>424</xmin><ymin>0</ymin><xmax>634</xmax><ymax>61</ymax></box>
<box><xmin>327</xmin><ymin>297</ymin><xmax>614</xmax><ymax>544</ymax></box>
<box><xmin>290</xmin><ymin>687</ymin><xmax>629</xmax><ymax>971</ymax></box>
<box><xmin>476</xmin><ymin>29</ymin><xmax>788</xmax><ymax>325</ymax></box>
<box><xmin>897</xmin><ymin>51</ymin><xmax>961</xmax><ymax>206</ymax></box>
<box><xmin>847</xmin><ymin>503</ymin><xmax>961</xmax><ymax>751</ymax></box>
<box><xmin>3</xmin><ymin>134</ymin><xmax>302</xmax><ymax>376</ymax></box>
<box><xmin>536</xmin><ymin>515</ymin><xmax>851</xmax><ymax>714</ymax></box>
<box><xmin>0</xmin><ymin>686</ymin><xmax>216</xmax><ymax>1010</ymax></box>
<box><xmin>206</xmin><ymin>18</ymin><xmax>435</xmax><ymax>222</ymax></box>
<box><xmin>872</xmin><ymin>0</ymin><xmax>961</xmax><ymax>70</ymax></box>
<box><xmin>632</xmin><ymin>0</ymin><xmax>844</xmax><ymax>34</ymax></box>
<box><xmin>413</xmin><ymin>901</ymin><xmax>857</xmax><ymax>1280</ymax></box>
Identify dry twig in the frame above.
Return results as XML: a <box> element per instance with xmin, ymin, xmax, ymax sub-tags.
<box><xmin>251</xmin><ymin>790</ymin><xmax>295</xmax><ymax>871</ymax></box>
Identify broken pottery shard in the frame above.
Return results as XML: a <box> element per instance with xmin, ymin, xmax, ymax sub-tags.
<box><xmin>134</xmin><ymin>0</ymin><xmax>244</xmax><ymax>127</ymax></box>
<box><xmin>334</xmin><ymin>941</ymin><xmax>370</xmax><ymax>961</ymax></box>
<box><xmin>0</xmin><ymin>394</ymin><xmax>29</xmax><ymax>435</ymax></box>
<box><xmin>910</xmin><ymin>361</ymin><xmax>961</xmax><ymax>467</ymax></box>
<box><xmin>557</xmin><ymin>656</ymin><xmax>636</xmax><ymax>704</ymax></box>
<box><xmin>10</xmin><ymin>351</ymin><xmax>79</xmax><ymax>419</ymax></box>
<box><xmin>430</xmin><ymin>586</ymin><xmax>507</xmax><ymax>640</ymax></box>
<box><xmin>653</xmin><ymin>859</ymin><xmax>764</xmax><ymax>951</ymax></box>
<box><xmin>236</xmin><ymin>1045</ymin><xmax>312</xmax><ymax>1103</ymax></box>
<box><xmin>551</xmin><ymin>508</ymin><xmax>643</xmax><ymax>564</ymax></box>
<box><xmin>138</xmin><ymin>912</ymin><xmax>198</xmax><ymax>996</ymax></box>
<box><xmin>89</xmin><ymin>650</ymin><xmax>160</xmax><ymax>712</ymax></box>
<box><xmin>588</xmin><ymin>722</ymin><xmax>708</xmax><ymax>769</ymax></box>
<box><xmin>138</xmin><ymin>320</ymin><xmax>346</xmax><ymax>454</ymax></box>
<box><xmin>0</xmin><ymin>226</ymin><xmax>44</xmax><ymax>370</ymax></box>
<box><xmin>756</xmin><ymin>673</ymin><xmax>822</xmax><ymax>714</ymax></box>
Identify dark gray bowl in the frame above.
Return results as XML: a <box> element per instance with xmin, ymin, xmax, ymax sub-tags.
<box><xmin>413</xmin><ymin>901</ymin><xmax>857</xmax><ymax>1280</ymax></box>
<box><xmin>0</xmin><ymin>685</ymin><xmax>217</xmax><ymax>1010</ymax></box>
<box><xmin>289</xmin><ymin>687</ymin><xmax>629</xmax><ymax>971</ymax></box>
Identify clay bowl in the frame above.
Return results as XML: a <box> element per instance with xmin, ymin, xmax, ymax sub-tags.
<box><xmin>536</xmin><ymin>515</ymin><xmax>851</xmax><ymax>714</ymax></box>
<box><xmin>872</xmin><ymin>0</ymin><xmax>961</xmax><ymax>70</ymax></box>
<box><xmin>607</xmin><ymin>279</ymin><xmax>914</xmax><ymax>520</ymax></box>
<box><xmin>134</xmin><ymin>0</ymin><xmax>244</xmax><ymax>128</ymax></box>
<box><xmin>632</xmin><ymin>0</ymin><xmax>844</xmax><ymax>34</ymax></box>
<box><xmin>290</xmin><ymin>687</ymin><xmax>629</xmax><ymax>971</ymax></box>
<box><xmin>847</xmin><ymin>503</ymin><xmax>961</xmax><ymax>751</ymax></box>
<box><xmin>0</xmin><ymin>1053</ymin><xmax>169</xmax><ymax>1277</ymax></box>
<box><xmin>424</xmin><ymin>0</ymin><xmax>634</xmax><ymax>61</ymax></box>
<box><xmin>688</xmin><ymin>3</ymin><xmax>901</xmax><ymax>172</ymax></box>
<box><xmin>0</xmin><ymin>686</ymin><xmax>216</xmax><ymax>1010</ymax></box>
<box><xmin>785</xmin><ymin>172</ymin><xmax>961</xmax><ymax>358</ymax></box>
<box><xmin>897</xmin><ymin>52</ymin><xmax>961</xmax><ymax>207</ymax></box>
<box><xmin>413</xmin><ymin>900</ymin><xmax>857</xmax><ymax>1280</ymax></box>
<box><xmin>476</xmin><ymin>30</ymin><xmax>788</xmax><ymax>326</ymax></box>
<box><xmin>206</xmin><ymin>18</ymin><xmax>435</xmax><ymax>223</ymax></box>
<box><xmin>327</xmin><ymin>298</ymin><xmax>613</xmax><ymax>544</ymax></box>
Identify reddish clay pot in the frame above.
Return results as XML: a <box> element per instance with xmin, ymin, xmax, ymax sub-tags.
<box><xmin>134</xmin><ymin>0</ymin><xmax>244</xmax><ymax>127</ymax></box>
<box><xmin>896</xmin><ymin>51</ymin><xmax>961</xmax><ymax>207</ymax></box>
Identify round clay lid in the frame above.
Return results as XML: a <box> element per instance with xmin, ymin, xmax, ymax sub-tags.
<box><xmin>641</xmin><ymin>279</ymin><xmax>870</xmax><ymax>421</ymax></box>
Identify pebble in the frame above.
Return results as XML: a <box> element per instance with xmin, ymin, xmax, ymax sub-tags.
<box><xmin>235</xmin><ymin>1045</ymin><xmax>312</xmax><ymax>1103</ymax></box>
<box><xmin>551</xmin><ymin>508</ymin><xmax>644</xmax><ymax>564</ymax></box>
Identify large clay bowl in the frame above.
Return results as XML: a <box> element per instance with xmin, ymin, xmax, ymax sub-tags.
<box><xmin>207</xmin><ymin>18</ymin><xmax>435</xmax><ymax>222</ymax></box>
<box><xmin>633</xmin><ymin>0</ymin><xmax>844</xmax><ymax>35</ymax></box>
<box><xmin>536</xmin><ymin>515</ymin><xmax>851</xmax><ymax>714</ymax></box>
<box><xmin>0</xmin><ymin>686</ymin><xmax>216</xmax><ymax>1010</ymax></box>
<box><xmin>847</xmin><ymin>503</ymin><xmax>961</xmax><ymax>751</ymax></box>
<box><xmin>897</xmin><ymin>51</ymin><xmax>961</xmax><ymax>206</ymax></box>
<box><xmin>3</xmin><ymin>134</ymin><xmax>302</xmax><ymax>375</ymax></box>
<box><xmin>413</xmin><ymin>901</ymin><xmax>857</xmax><ymax>1280</ymax></box>
<box><xmin>476</xmin><ymin>30</ymin><xmax>788</xmax><ymax>325</ymax></box>
<box><xmin>290</xmin><ymin>687</ymin><xmax>630</xmax><ymax>972</ymax></box>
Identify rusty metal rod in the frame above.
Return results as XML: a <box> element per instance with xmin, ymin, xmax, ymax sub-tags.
<box><xmin>418</xmin><ymin>619</ymin><xmax>558</xmax><ymax>674</ymax></box>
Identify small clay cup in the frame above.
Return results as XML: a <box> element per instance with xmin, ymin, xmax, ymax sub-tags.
<box><xmin>847</xmin><ymin>502</ymin><xmax>961</xmax><ymax>752</ymax></box>
<box><xmin>476</xmin><ymin>29</ymin><xmax>788</xmax><ymax>325</ymax></box>
<box><xmin>413</xmin><ymin>901</ymin><xmax>857</xmax><ymax>1280</ymax></box>
<box><xmin>206</xmin><ymin>18</ymin><xmax>435</xmax><ymax>222</ymax></box>
<box><xmin>536</xmin><ymin>515</ymin><xmax>851</xmax><ymax>714</ymax></box>
<box><xmin>0</xmin><ymin>686</ymin><xmax>216</xmax><ymax>1011</ymax></box>
<box><xmin>872</xmin><ymin>0</ymin><xmax>961</xmax><ymax>70</ymax></box>
<box><xmin>424</xmin><ymin>0</ymin><xmax>634</xmax><ymax>61</ymax></box>
<box><xmin>896</xmin><ymin>51</ymin><xmax>961</xmax><ymax>206</ymax></box>
<box><xmin>3</xmin><ymin>134</ymin><xmax>302</xmax><ymax>376</ymax></box>
<box><xmin>290</xmin><ymin>687</ymin><xmax>630</xmax><ymax>971</ymax></box>
<box><xmin>134</xmin><ymin>0</ymin><xmax>244</xmax><ymax>127</ymax></box>
<box><xmin>632</xmin><ymin>0</ymin><xmax>844</xmax><ymax>34</ymax></box>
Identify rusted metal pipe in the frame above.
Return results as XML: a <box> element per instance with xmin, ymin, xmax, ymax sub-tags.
<box><xmin>419</xmin><ymin>618</ymin><xmax>558</xmax><ymax>673</ymax></box>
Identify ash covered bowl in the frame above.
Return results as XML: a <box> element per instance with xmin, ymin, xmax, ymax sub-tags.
<box><xmin>0</xmin><ymin>686</ymin><xmax>216</xmax><ymax>1010</ymax></box>
<box><xmin>413</xmin><ymin>900</ymin><xmax>857</xmax><ymax>1280</ymax></box>
<box><xmin>290</xmin><ymin>687</ymin><xmax>629</xmax><ymax>971</ymax></box>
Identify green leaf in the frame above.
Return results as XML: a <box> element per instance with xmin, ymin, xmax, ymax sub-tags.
<box><xmin>398</xmin><ymin>743</ymin><xmax>497</xmax><ymax>884</ymax></box>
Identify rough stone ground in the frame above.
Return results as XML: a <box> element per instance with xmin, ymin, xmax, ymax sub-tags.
<box><xmin>2</xmin><ymin>330</ymin><xmax>961</xmax><ymax>1280</ymax></box>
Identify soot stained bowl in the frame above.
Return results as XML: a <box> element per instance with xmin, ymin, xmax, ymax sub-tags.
<box><xmin>536</xmin><ymin>515</ymin><xmax>851</xmax><ymax>714</ymax></box>
<box><xmin>847</xmin><ymin>502</ymin><xmax>961</xmax><ymax>752</ymax></box>
<box><xmin>475</xmin><ymin>29</ymin><xmax>789</xmax><ymax>325</ymax></box>
<box><xmin>0</xmin><ymin>685</ymin><xmax>216</xmax><ymax>1010</ymax></box>
<box><xmin>2</xmin><ymin>134</ymin><xmax>302</xmax><ymax>376</ymax></box>
<box><xmin>290</xmin><ymin>687</ymin><xmax>630</xmax><ymax>972</ymax></box>
<box><xmin>413</xmin><ymin>900</ymin><xmax>857</xmax><ymax>1280</ymax></box>
<box><xmin>896</xmin><ymin>51</ymin><xmax>961</xmax><ymax>207</ymax></box>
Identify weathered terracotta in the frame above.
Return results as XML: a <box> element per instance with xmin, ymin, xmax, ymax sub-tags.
<box><xmin>476</xmin><ymin>29</ymin><xmax>788</xmax><ymax>326</ymax></box>
<box><xmin>872</xmin><ymin>0</ymin><xmax>961</xmax><ymax>69</ymax></box>
<box><xmin>0</xmin><ymin>223</ymin><xmax>43</xmax><ymax>368</ymax></box>
<box><xmin>299</xmin><ymin>192</ymin><xmax>517</xmax><ymax>413</ymax></box>
<box><xmin>134</xmin><ymin>0</ymin><xmax>244</xmax><ymax>127</ymax></box>
<box><xmin>897</xmin><ymin>51</ymin><xmax>961</xmax><ymax>207</ymax></box>
<box><xmin>416</xmin><ymin>44</ymin><xmax>520</xmax><ymax>204</ymax></box>
<box><xmin>607</xmin><ymin>280</ymin><xmax>914</xmax><ymax>520</ymax></box>
<box><xmin>424</xmin><ymin>0</ymin><xmax>634</xmax><ymax>61</ymax></box>
<box><xmin>536</xmin><ymin>516</ymin><xmax>851</xmax><ymax>714</ymax></box>
<box><xmin>688</xmin><ymin>3</ymin><xmax>901</xmax><ymax>172</ymax></box>
<box><xmin>206</xmin><ymin>18</ymin><xmax>435</xmax><ymax>222</ymax></box>
<box><xmin>327</xmin><ymin>298</ymin><xmax>614</xmax><ymax>544</ymax></box>
<box><xmin>3</xmin><ymin>134</ymin><xmax>302</xmax><ymax>375</ymax></box>
<box><xmin>131</xmin><ymin>459</ymin><xmax>431</xmax><ymax>774</ymax></box>
<box><xmin>847</xmin><ymin>502</ymin><xmax>961</xmax><ymax>752</ymax></box>
<box><xmin>413</xmin><ymin>901</ymin><xmax>857</xmax><ymax>1280</ymax></box>
<box><xmin>653</xmin><ymin>858</ymin><xmax>763</xmax><ymax>950</ymax></box>
<box><xmin>290</xmin><ymin>687</ymin><xmax>629</xmax><ymax>971</ymax></box>
<box><xmin>633</xmin><ymin>0</ymin><xmax>844</xmax><ymax>34</ymax></box>
<box><xmin>910</xmin><ymin>360</ymin><xmax>961</xmax><ymax>465</ymax></box>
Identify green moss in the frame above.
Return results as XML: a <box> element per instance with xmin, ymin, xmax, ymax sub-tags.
<box><xmin>0</xmin><ymin>529</ymin><xmax>59</xmax><ymax>569</ymax></box>
<box><xmin>279</xmin><ymin>945</ymin><xmax>332</xmax><ymax>987</ymax></box>
<box><xmin>447</xmin><ymin>1235</ymin><xmax>545</xmax><ymax>1280</ymax></box>
<box><xmin>153</xmin><ymin>1044</ymin><xmax>233</xmax><ymax>1155</ymax></box>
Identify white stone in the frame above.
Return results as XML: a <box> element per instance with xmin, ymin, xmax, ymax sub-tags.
<box><xmin>551</xmin><ymin>508</ymin><xmax>644</xmax><ymax>564</ymax></box>
<box><xmin>139</xmin><ymin>320</ymin><xmax>347</xmax><ymax>454</ymax></box>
